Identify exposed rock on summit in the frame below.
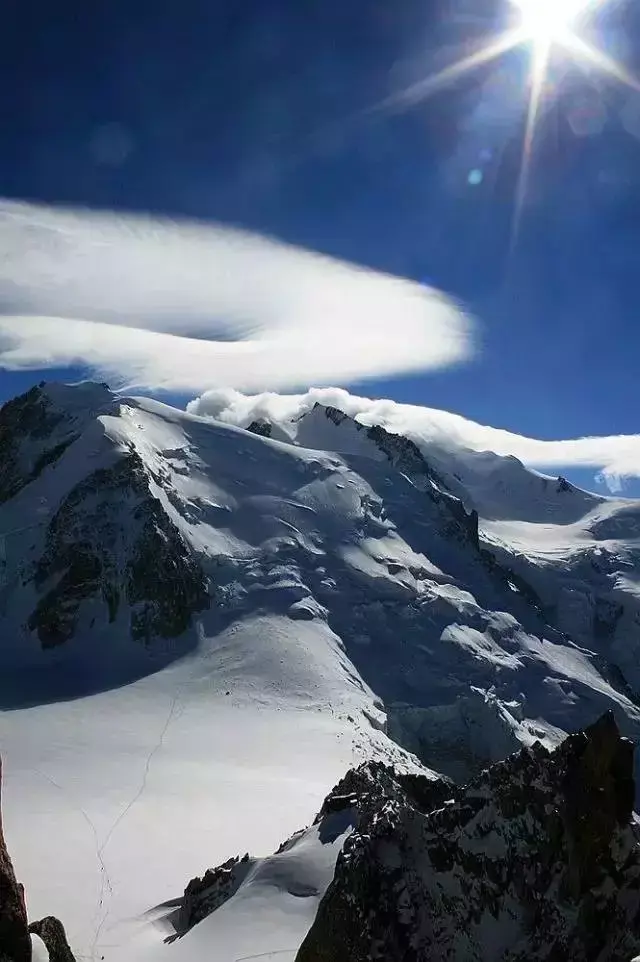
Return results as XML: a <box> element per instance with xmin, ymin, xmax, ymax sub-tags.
<box><xmin>246</xmin><ymin>419</ymin><xmax>273</xmax><ymax>439</ymax></box>
<box><xmin>0</xmin><ymin>385</ymin><xmax>80</xmax><ymax>506</ymax></box>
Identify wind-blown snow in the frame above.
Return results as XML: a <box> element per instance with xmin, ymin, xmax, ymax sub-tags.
<box><xmin>187</xmin><ymin>385</ymin><xmax>640</xmax><ymax>491</ymax></box>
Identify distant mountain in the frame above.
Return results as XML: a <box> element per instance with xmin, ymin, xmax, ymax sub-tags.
<box><xmin>1</xmin><ymin>381</ymin><xmax>640</xmax><ymax>961</ymax></box>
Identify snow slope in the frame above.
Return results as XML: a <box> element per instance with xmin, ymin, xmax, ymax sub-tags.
<box><xmin>3</xmin><ymin>668</ymin><xmax>384</xmax><ymax>962</ymax></box>
<box><xmin>264</xmin><ymin>397</ymin><xmax>640</xmax><ymax>709</ymax></box>
<box><xmin>1</xmin><ymin>382</ymin><xmax>640</xmax><ymax>962</ymax></box>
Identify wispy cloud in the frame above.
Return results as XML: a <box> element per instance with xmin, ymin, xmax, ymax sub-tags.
<box><xmin>187</xmin><ymin>386</ymin><xmax>640</xmax><ymax>493</ymax></box>
<box><xmin>0</xmin><ymin>200</ymin><xmax>472</xmax><ymax>392</ymax></box>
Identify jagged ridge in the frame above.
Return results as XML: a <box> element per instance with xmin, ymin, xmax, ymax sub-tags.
<box><xmin>297</xmin><ymin>712</ymin><xmax>639</xmax><ymax>962</ymax></box>
<box><xmin>162</xmin><ymin>714</ymin><xmax>640</xmax><ymax>962</ymax></box>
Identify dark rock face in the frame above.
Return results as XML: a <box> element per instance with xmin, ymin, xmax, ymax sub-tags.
<box><xmin>594</xmin><ymin>598</ymin><xmax>625</xmax><ymax>641</ymax></box>
<box><xmin>0</xmin><ymin>382</ymin><xmax>209</xmax><ymax>651</ymax></box>
<box><xmin>0</xmin><ymin>385</ymin><xmax>77</xmax><ymax>506</ymax></box>
<box><xmin>314</xmin><ymin>762</ymin><xmax>453</xmax><ymax>825</ymax></box>
<box><xmin>0</xmin><ymin>759</ymin><xmax>31</xmax><ymax>962</ymax></box>
<box><xmin>177</xmin><ymin>854</ymin><xmax>252</xmax><ymax>936</ymax></box>
<box><xmin>297</xmin><ymin>713</ymin><xmax>640</xmax><ymax>962</ymax></box>
<box><xmin>0</xmin><ymin>757</ymin><xmax>77</xmax><ymax>962</ymax></box>
<box><xmin>0</xmin><ymin>751</ymin><xmax>77</xmax><ymax>962</ymax></box>
<box><xmin>561</xmin><ymin>712</ymin><xmax>635</xmax><ymax>896</ymax></box>
<box><xmin>27</xmin><ymin>453</ymin><xmax>209</xmax><ymax>647</ymax></box>
<box><xmin>246</xmin><ymin>419</ymin><xmax>272</xmax><ymax>439</ymax></box>
<box><xmin>28</xmin><ymin>919</ymin><xmax>75</xmax><ymax>962</ymax></box>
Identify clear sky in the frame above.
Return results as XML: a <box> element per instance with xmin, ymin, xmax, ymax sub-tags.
<box><xmin>1</xmin><ymin>0</ymin><xmax>639</xmax><ymax>492</ymax></box>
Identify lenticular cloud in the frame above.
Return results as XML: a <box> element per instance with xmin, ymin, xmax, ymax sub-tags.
<box><xmin>0</xmin><ymin>199</ymin><xmax>472</xmax><ymax>392</ymax></box>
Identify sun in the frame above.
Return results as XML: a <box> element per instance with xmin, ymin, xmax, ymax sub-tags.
<box><xmin>372</xmin><ymin>0</ymin><xmax>640</xmax><ymax>245</ymax></box>
<box><xmin>513</xmin><ymin>0</ymin><xmax>591</xmax><ymax>45</ymax></box>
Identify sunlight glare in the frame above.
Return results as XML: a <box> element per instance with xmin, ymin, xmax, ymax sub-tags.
<box><xmin>513</xmin><ymin>0</ymin><xmax>591</xmax><ymax>43</ymax></box>
<box><xmin>366</xmin><ymin>0</ymin><xmax>639</xmax><ymax>250</ymax></box>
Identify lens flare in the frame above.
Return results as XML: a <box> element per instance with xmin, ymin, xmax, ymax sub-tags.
<box><xmin>509</xmin><ymin>0</ymin><xmax>640</xmax><ymax>243</ymax></box>
<box><xmin>371</xmin><ymin>0</ymin><xmax>639</xmax><ymax>247</ymax></box>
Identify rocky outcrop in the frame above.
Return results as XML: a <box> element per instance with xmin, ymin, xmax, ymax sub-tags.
<box><xmin>166</xmin><ymin>716</ymin><xmax>640</xmax><ymax>960</ymax></box>
<box><xmin>0</xmin><ymin>758</ymin><xmax>30</xmax><ymax>962</ymax></box>
<box><xmin>296</xmin><ymin>713</ymin><xmax>640</xmax><ymax>962</ymax></box>
<box><xmin>594</xmin><ymin>597</ymin><xmax>625</xmax><ymax>641</ymax></box>
<box><xmin>27</xmin><ymin>453</ymin><xmax>209</xmax><ymax>647</ymax></box>
<box><xmin>246</xmin><ymin>419</ymin><xmax>272</xmax><ymax>438</ymax></box>
<box><xmin>0</xmin><ymin>385</ymin><xmax>77</xmax><ymax>506</ymax></box>
<box><xmin>0</xmin><ymin>382</ymin><xmax>208</xmax><ymax>650</ymax></box>
<box><xmin>0</xmin><ymin>757</ymin><xmax>76</xmax><ymax>962</ymax></box>
<box><xmin>27</xmin><ymin>919</ymin><xmax>75</xmax><ymax>962</ymax></box>
<box><xmin>177</xmin><ymin>854</ymin><xmax>252</xmax><ymax>935</ymax></box>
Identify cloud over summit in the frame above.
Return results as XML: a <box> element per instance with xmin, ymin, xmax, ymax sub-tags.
<box><xmin>3</xmin><ymin>199</ymin><xmax>638</xmax><ymax>492</ymax></box>
<box><xmin>187</xmin><ymin>386</ymin><xmax>640</xmax><ymax>492</ymax></box>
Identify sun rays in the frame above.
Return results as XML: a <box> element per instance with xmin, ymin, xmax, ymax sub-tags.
<box><xmin>513</xmin><ymin>0</ymin><xmax>590</xmax><ymax>45</ymax></box>
<box><xmin>376</xmin><ymin>0</ymin><xmax>639</xmax><ymax>245</ymax></box>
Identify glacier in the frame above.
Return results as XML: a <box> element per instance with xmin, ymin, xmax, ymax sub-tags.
<box><xmin>0</xmin><ymin>381</ymin><xmax>639</xmax><ymax>961</ymax></box>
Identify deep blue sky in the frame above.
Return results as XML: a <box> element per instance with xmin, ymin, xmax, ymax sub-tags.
<box><xmin>1</xmin><ymin>0</ymin><xmax>639</xmax><ymax>489</ymax></box>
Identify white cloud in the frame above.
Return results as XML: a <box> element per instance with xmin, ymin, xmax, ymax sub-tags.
<box><xmin>0</xmin><ymin>199</ymin><xmax>472</xmax><ymax>392</ymax></box>
<box><xmin>187</xmin><ymin>386</ymin><xmax>640</xmax><ymax>492</ymax></box>
<box><xmin>5</xmin><ymin>200</ymin><xmax>636</xmax><ymax>493</ymax></box>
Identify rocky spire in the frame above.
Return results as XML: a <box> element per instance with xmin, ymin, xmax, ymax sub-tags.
<box><xmin>0</xmin><ymin>759</ymin><xmax>76</xmax><ymax>962</ymax></box>
<box><xmin>0</xmin><ymin>757</ymin><xmax>31</xmax><ymax>962</ymax></box>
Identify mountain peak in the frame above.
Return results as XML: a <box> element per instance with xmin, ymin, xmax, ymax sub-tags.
<box><xmin>38</xmin><ymin>379</ymin><xmax>115</xmax><ymax>410</ymax></box>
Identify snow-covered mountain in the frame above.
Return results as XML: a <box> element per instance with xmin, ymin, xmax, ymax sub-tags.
<box><xmin>296</xmin><ymin>711</ymin><xmax>640</xmax><ymax>962</ymax></box>
<box><xmin>1</xmin><ymin>381</ymin><xmax>640</xmax><ymax>962</ymax></box>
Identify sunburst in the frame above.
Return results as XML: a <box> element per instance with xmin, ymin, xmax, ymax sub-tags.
<box><xmin>510</xmin><ymin>0</ymin><xmax>639</xmax><ymax>240</ymax></box>
<box><xmin>514</xmin><ymin>0</ymin><xmax>590</xmax><ymax>45</ymax></box>
<box><xmin>375</xmin><ymin>0</ymin><xmax>640</xmax><ymax>244</ymax></box>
